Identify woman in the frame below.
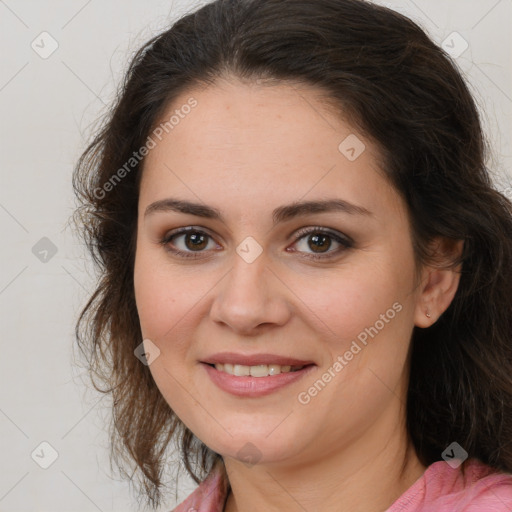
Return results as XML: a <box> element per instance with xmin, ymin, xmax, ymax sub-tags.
<box><xmin>73</xmin><ymin>0</ymin><xmax>512</xmax><ymax>510</ymax></box>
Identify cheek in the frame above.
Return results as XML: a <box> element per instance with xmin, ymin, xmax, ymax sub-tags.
<box><xmin>133</xmin><ymin>261</ymin><xmax>170</xmax><ymax>339</ymax></box>
<box><xmin>291</xmin><ymin>265</ymin><xmax>414</xmax><ymax>432</ymax></box>
<box><xmin>295</xmin><ymin>254</ymin><xmax>417</xmax><ymax>403</ymax></box>
<box><xmin>133</xmin><ymin>250</ymin><xmax>199</xmax><ymax>418</ymax></box>
<box><xmin>133</xmin><ymin>245</ymin><xmax>193</xmax><ymax>341</ymax></box>
<box><xmin>296</xmin><ymin>262</ymin><xmax>409</xmax><ymax>345</ymax></box>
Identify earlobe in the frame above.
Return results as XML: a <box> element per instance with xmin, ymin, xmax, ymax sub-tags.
<box><xmin>414</xmin><ymin>239</ymin><xmax>464</xmax><ymax>328</ymax></box>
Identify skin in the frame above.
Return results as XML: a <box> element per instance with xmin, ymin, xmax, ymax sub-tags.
<box><xmin>133</xmin><ymin>77</ymin><xmax>463</xmax><ymax>511</ymax></box>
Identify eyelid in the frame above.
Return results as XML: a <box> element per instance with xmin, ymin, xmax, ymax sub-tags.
<box><xmin>292</xmin><ymin>226</ymin><xmax>354</xmax><ymax>246</ymax></box>
<box><xmin>160</xmin><ymin>226</ymin><xmax>221</xmax><ymax>258</ymax></box>
<box><xmin>288</xmin><ymin>226</ymin><xmax>354</xmax><ymax>260</ymax></box>
<box><xmin>160</xmin><ymin>225</ymin><xmax>354</xmax><ymax>259</ymax></box>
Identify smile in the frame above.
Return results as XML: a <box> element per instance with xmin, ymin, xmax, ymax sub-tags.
<box><xmin>202</xmin><ymin>362</ymin><xmax>316</xmax><ymax>397</ymax></box>
<box><xmin>212</xmin><ymin>363</ymin><xmax>305</xmax><ymax>377</ymax></box>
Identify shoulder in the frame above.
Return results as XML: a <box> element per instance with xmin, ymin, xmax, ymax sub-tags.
<box><xmin>170</xmin><ymin>462</ymin><xmax>229</xmax><ymax>512</ymax></box>
<box><xmin>456</xmin><ymin>459</ymin><xmax>512</xmax><ymax>511</ymax></box>
<box><xmin>388</xmin><ymin>458</ymin><xmax>512</xmax><ymax>511</ymax></box>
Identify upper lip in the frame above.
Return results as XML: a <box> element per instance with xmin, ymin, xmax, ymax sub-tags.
<box><xmin>201</xmin><ymin>352</ymin><xmax>316</xmax><ymax>367</ymax></box>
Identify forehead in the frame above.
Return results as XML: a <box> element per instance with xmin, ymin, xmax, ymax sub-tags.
<box><xmin>139</xmin><ymin>78</ymin><xmax>404</xmax><ymax>223</ymax></box>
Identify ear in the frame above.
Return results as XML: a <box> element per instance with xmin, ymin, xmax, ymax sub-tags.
<box><xmin>414</xmin><ymin>238</ymin><xmax>464</xmax><ymax>328</ymax></box>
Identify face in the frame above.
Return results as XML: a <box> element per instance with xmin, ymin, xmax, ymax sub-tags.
<box><xmin>134</xmin><ymin>78</ymin><xmax>425</xmax><ymax>467</ymax></box>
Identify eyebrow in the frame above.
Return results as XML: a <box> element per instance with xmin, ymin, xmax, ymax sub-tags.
<box><xmin>144</xmin><ymin>198</ymin><xmax>373</xmax><ymax>225</ymax></box>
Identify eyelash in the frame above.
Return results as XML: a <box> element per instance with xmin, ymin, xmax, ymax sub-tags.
<box><xmin>160</xmin><ymin>226</ymin><xmax>354</xmax><ymax>261</ymax></box>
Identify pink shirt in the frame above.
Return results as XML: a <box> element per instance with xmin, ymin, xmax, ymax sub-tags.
<box><xmin>171</xmin><ymin>458</ymin><xmax>512</xmax><ymax>511</ymax></box>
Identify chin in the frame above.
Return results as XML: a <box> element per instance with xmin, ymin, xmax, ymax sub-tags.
<box><xmin>192</xmin><ymin>416</ymin><xmax>307</xmax><ymax>465</ymax></box>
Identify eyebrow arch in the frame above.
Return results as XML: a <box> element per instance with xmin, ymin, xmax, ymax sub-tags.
<box><xmin>144</xmin><ymin>198</ymin><xmax>373</xmax><ymax>225</ymax></box>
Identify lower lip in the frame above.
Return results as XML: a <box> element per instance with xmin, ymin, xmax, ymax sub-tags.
<box><xmin>201</xmin><ymin>363</ymin><xmax>316</xmax><ymax>397</ymax></box>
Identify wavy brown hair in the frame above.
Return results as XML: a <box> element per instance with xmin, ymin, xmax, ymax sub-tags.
<box><xmin>72</xmin><ymin>0</ymin><xmax>512</xmax><ymax>508</ymax></box>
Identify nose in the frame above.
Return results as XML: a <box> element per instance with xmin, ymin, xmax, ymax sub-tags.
<box><xmin>209</xmin><ymin>248</ymin><xmax>292</xmax><ymax>335</ymax></box>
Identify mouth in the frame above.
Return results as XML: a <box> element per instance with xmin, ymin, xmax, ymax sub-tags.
<box><xmin>200</xmin><ymin>353</ymin><xmax>317</xmax><ymax>397</ymax></box>
<box><xmin>205</xmin><ymin>362</ymin><xmax>311</xmax><ymax>377</ymax></box>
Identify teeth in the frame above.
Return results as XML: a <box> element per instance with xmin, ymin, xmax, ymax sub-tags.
<box><xmin>233</xmin><ymin>364</ymin><xmax>250</xmax><ymax>376</ymax></box>
<box><xmin>214</xmin><ymin>363</ymin><xmax>300</xmax><ymax>377</ymax></box>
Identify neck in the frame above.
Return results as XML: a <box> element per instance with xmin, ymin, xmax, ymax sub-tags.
<box><xmin>223</xmin><ymin>407</ymin><xmax>426</xmax><ymax>512</ymax></box>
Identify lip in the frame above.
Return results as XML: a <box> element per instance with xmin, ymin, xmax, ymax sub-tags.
<box><xmin>201</xmin><ymin>352</ymin><xmax>315</xmax><ymax>367</ymax></box>
<box><xmin>201</xmin><ymin>361</ymin><xmax>316</xmax><ymax>398</ymax></box>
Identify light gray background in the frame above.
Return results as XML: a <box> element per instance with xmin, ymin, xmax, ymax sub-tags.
<box><xmin>0</xmin><ymin>1</ymin><xmax>511</xmax><ymax>511</ymax></box>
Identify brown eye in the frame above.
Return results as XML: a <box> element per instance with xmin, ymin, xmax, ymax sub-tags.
<box><xmin>182</xmin><ymin>232</ymin><xmax>208</xmax><ymax>251</ymax></box>
<box><xmin>307</xmin><ymin>233</ymin><xmax>332</xmax><ymax>253</ymax></box>
<box><xmin>160</xmin><ymin>227</ymin><xmax>219</xmax><ymax>258</ymax></box>
<box><xmin>291</xmin><ymin>227</ymin><xmax>353</xmax><ymax>260</ymax></box>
